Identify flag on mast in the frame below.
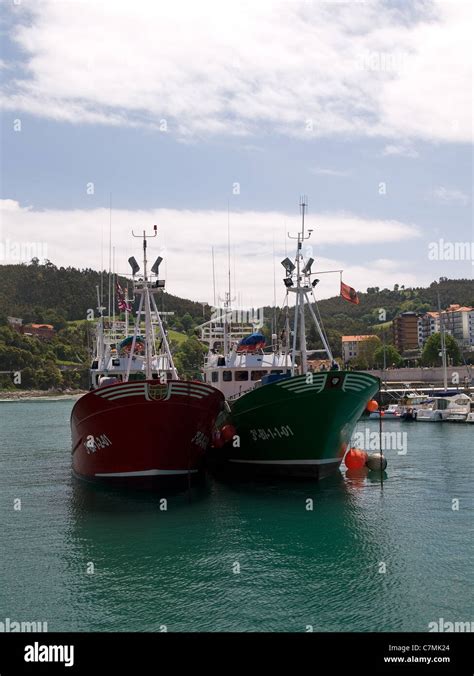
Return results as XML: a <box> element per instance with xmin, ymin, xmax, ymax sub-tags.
<box><xmin>116</xmin><ymin>280</ymin><xmax>132</xmax><ymax>313</ymax></box>
<box><xmin>340</xmin><ymin>280</ymin><xmax>359</xmax><ymax>305</ymax></box>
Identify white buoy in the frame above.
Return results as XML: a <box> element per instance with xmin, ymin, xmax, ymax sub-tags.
<box><xmin>366</xmin><ymin>452</ymin><xmax>387</xmax><ymax>471</ymax></box>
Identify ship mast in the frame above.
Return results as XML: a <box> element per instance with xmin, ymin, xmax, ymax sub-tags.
<box><xmin>127</xmin><ymin>227</ymin><xmax>178</xmax><ymax>381</ymax></box>
<box><xmin>437</xmin><ymin>291</ymin><xmax>448</xmax><ymax>391</ymax></box>
<box><xmin>222</xmin><ymin>204</ymin><xmax>235</xmax><ymax>358</ymax></box>
<box><xmin>284</xmin><ymin>198</ymin><xmax>334</xmax><ymax>376</ymax></box>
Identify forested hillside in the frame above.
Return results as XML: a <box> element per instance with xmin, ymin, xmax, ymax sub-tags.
<box><xmin>0</xmin><ymin>259</ymin><xmax>209</xmax><ymax>326</ymax></box>
<box><xmin>0</xmin><ymin>260</ymin><xmax>472</xmax><ymax>389</ymax></box>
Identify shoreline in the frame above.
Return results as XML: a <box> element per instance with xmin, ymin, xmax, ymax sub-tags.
<box><xmin>0</xmin><ymin>389</ymin><xmax>87</xmax><ymax>402</ymax></box>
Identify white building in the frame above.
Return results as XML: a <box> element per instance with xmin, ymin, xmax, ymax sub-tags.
<box><xmin>342</xmin><ymin>335</ymin><xmax>378</xmax><ymax>363</ymax></box>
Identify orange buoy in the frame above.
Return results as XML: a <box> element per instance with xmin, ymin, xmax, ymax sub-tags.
<box><xmin>344</xmin><ymin>447</ymin><xmax>368</xmax><ymax>470</ymax></box>
<box><xmin>220</xmin><ymin>424</ymin><xmax>236</xmax><ymax>444</ymax></box>
<box><xmin>366</xmin><ymin>399</ymin><xmax>378</xmax><ymax>412</ymax></box>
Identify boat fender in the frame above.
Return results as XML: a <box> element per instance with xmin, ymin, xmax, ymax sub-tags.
<box><xmin>221</xmin><ymin>424</ymin><xmax>236</xmax><ymax>444</ymax></box>
<box><xmin>366</xmin><ymin>452</ymin><xmax>387</xmax><ymax>472</ymax></box>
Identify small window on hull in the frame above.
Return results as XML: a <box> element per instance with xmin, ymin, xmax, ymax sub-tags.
<box><xmin>251</xmin><ymin>370</ymin><xmax>267</xmax><ymax>381</ymax></box>
<box><xmin>211</xmin><ymin>372</ymin><xmax>218</xmax><ymax>383</ymax></box>
<box><xmin>223</xmin><ymin>371</ymin><xmax>232</xmax><ymax>382</ymax></box>
<box><xmin>235</xmin><ymin>371</ymin><xmax>249</xmax><ymax>381</ymax></box>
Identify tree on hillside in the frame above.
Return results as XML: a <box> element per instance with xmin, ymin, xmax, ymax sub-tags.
<box><xmin>181</xmin><ymin>313</ymin><xmax>194</xmax><ymax>333</ymax></box>
<box><xmin>174</xmin><ymin>337</ymin><xmax>206</xmax><ymax>379</ymax></box>
<box><xmin>350</xmin><ymin>336</ymin><xmax>381</xmax><ymax>369</ymax></box>
<box><xmin>373</xmin><ymin>345</ymin><xmax>403</xmax><ymax>368</ymax></box>
<box><xmin>421</xmin><ymin>333</ymin><xmax>462</xmax><ymax>366</ymax></box>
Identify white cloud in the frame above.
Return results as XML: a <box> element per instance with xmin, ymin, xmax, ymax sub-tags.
<box><xmin>432</xmin><ymin>187</ymin><xmax>470</xmax><ymax>205</ymax></box>
<box><xmin>1</xmin><ymin>0</ymin><xmax>471</xmax><ymax>143</ymax></box>
<box><xmin>382</xmin><ymin>144</ymin><xmax>419</xmax><ymax>158</ymax></box>
<box><xmin>0</xmin><ymin>199</ymin><xmax>421</xmax><ymax>307</ymax></box>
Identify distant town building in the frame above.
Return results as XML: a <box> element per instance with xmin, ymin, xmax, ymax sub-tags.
<box><xmin>23</xmin><ymin>323</ymin><xmax>55</xmax><ymax>339</ymax></box>
<box><xmin>418</xmin><ymin>311</ymin><xmax>439</xmax><ymax>346</ymax></box>
<box><xmin>441</xmin><ymin>304</ymin><xmax>473</xmax><ymax>348</ymax></box>
<box><xmin>342</xmin><ymin>335</ymin><xmax>378</xmax><ymax>362</ymax></box>
<box><xmin>392</xmin><ymin>312</ymin><xmax>420</xmax><ymax>352</ymax></box>
<box><xmin>393</xmin><ymin>304</ymin><xmax>474</xmax><ymax>353</ymax></box>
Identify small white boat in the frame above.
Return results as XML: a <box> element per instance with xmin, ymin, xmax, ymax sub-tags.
<box><xmin>369</xmin><ymin>404</ymin><xmax>402</xmax><ymax>420</ymax></box>
<box><xmin>416</xmin><ymin>394</ymin><xmax>472</xmax><ymax>422</ymax></box>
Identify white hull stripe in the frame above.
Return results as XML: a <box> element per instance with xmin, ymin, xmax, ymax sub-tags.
<box><xmin>172</xmin><ymin>382</ymin><xmax>213</xmax><ymax>391</ymax></box>
<box><xmin>279</xmin><ymin>377</ymin><xmax>326</xmax><ymax>388</ymax></box>
<box><xmin>104</xmin><ymin>391</ymin><xmax>203</xmax><ymax>401</ymax></box>
<box><xmin>95</xmin><ymin>468</ymin><xmax>199</xmax><ymax>477</ymax></box>
<box><xmin>280</xmin><ymin>380</ymin><xmax>326</xmax><ymax>388</ymax></box>
<box><xmin>96</xmin><ymin>387</ymin><xmax>207</xmax><ymax>401</ymax></box>
<box><xmin>171</xmin><ymin>388</ymin><xmax>211</xmax><ymax>398</ymax></box>
<box><xmin>278</xmin><ymin>385</ymin><xmax>325</xmax><ymax>394</ymax></box>
<box><xmin>228</xmin><ymin>458</ymin><xmax>341</xmax><ymax>465</ymax></box>
<box><xmin>94</xmin><ymin>382</ymin><xmax>145</xmax><ymax>393</ymax></box>
<box><xmin>95</xmin><ymin>386</ymin><xmax>146</xmax><ymax>398</ymax></box>
<box><xmin>105</xmin><ymin>392</ymin><xmax>147</xmax><ymax>401</ymax></box>
<box><xmin>170</xmin><ymin>387</ymin><xmax>206</xmax><ymax>398</ymax></box>
<box><xmin>94</xmin><ymin>382</ymin><xmax>215</xmax><ymax>397</ymax></box>
<box><xmin>344</xmin><ymin>375</ymin><xmax>378</xmax><ymax>387</ymax></box>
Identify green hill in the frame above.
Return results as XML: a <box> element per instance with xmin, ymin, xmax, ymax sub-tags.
<box><xmin>0</xmin><ymin>260</ymin><xmax>472</xmax><ymax>388</ymax></box>
<box><xmin>0</xmin><ymin>259</ymin><xmax>210</xmax><ymax>328</ymax></box>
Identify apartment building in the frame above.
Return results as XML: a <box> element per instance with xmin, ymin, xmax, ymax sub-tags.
<box><xmin>392</xmin><ymin>312</ymin><xmax>420</xmax><ymax>352</ymax></box>
<box><xmin>342</xmin><ymin>335</ymin><xmax>378</xmax><ymax>362</ymax></box>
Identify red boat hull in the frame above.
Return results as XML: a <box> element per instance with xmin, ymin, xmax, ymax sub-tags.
<box><xmin>71</xmin><ymin>379</ymin><xmax>225</xmax><ymax>484</ymax></box>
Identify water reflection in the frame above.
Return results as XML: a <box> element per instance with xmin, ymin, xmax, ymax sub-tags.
<box><xmin>63</xmin><ymin>468</ymin><xmax>407</xmax><ymax>632</ymax></box>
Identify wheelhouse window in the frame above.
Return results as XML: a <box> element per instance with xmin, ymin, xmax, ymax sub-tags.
<box><xmin>235</xmin><ymin>371</ymin><xmax>249</xmax><ymax>381</ymax></box>
<box><xmin>211</xmin><ymin>371</ymin><xmax>218</xmax><ymax>383</ymax></box>
<box><xmin>223</xmin><ymin>371</ymin><xmax>232</xmax><ymax>382</ymax></box>
<box><xmin>270</xmin><ymin>369</ymin><xmax>283</xmax><ymax>375</ymax></box>
<box><xmin>251</xmin><ymin>370</ymin><xmax>267</xmax><ymax>381</ymax></box>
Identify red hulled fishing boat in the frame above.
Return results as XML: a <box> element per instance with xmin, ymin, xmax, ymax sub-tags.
<box><xmin>71</xmin><ymin>226</ymin><xmax>225</xmax><ymax>485</ymax></box>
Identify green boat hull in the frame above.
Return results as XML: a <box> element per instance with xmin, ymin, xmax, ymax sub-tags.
<box><xmin>215</xmin><ymin>371</ymin><xmax>379</xmax><ymax>479</ymax></box>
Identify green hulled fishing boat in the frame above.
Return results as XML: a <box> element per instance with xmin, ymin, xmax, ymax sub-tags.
<box><xmin>227</xmin><ymin>370</ymin><xmax>379</xmax><ymax>478</ymax></box>
<box><xmin>201</xmin><ymin>198</ymin><xmax>379</xmax><ymax>478</ymax></box>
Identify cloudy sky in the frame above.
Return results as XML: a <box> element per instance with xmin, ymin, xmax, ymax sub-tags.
<box><xmin>0</xmin><ymin>0</ymin><xmax>472</xmax><ymax>308</ymax></box>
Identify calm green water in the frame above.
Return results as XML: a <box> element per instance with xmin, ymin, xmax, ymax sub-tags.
<box><xmin>0</xmin><ymin>400</ymin><xmax>472</xmax><ymax>632</ymax></box>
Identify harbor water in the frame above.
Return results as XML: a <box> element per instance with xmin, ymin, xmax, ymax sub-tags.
<box><xmin>0</xmin><ymin>400</ymin><xmax>472</xmax><ymax>632</ymax></box>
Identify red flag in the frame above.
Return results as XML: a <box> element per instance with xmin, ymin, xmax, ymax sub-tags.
<box><xmin>116</xmin><ymin>281</ymin><xmax>132</xmax><ymax>313</ymax></box>
<box><xmin>340</xmin><ymin>280</ymin><xmax>359</xmax><ymax>305</ymax></box>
